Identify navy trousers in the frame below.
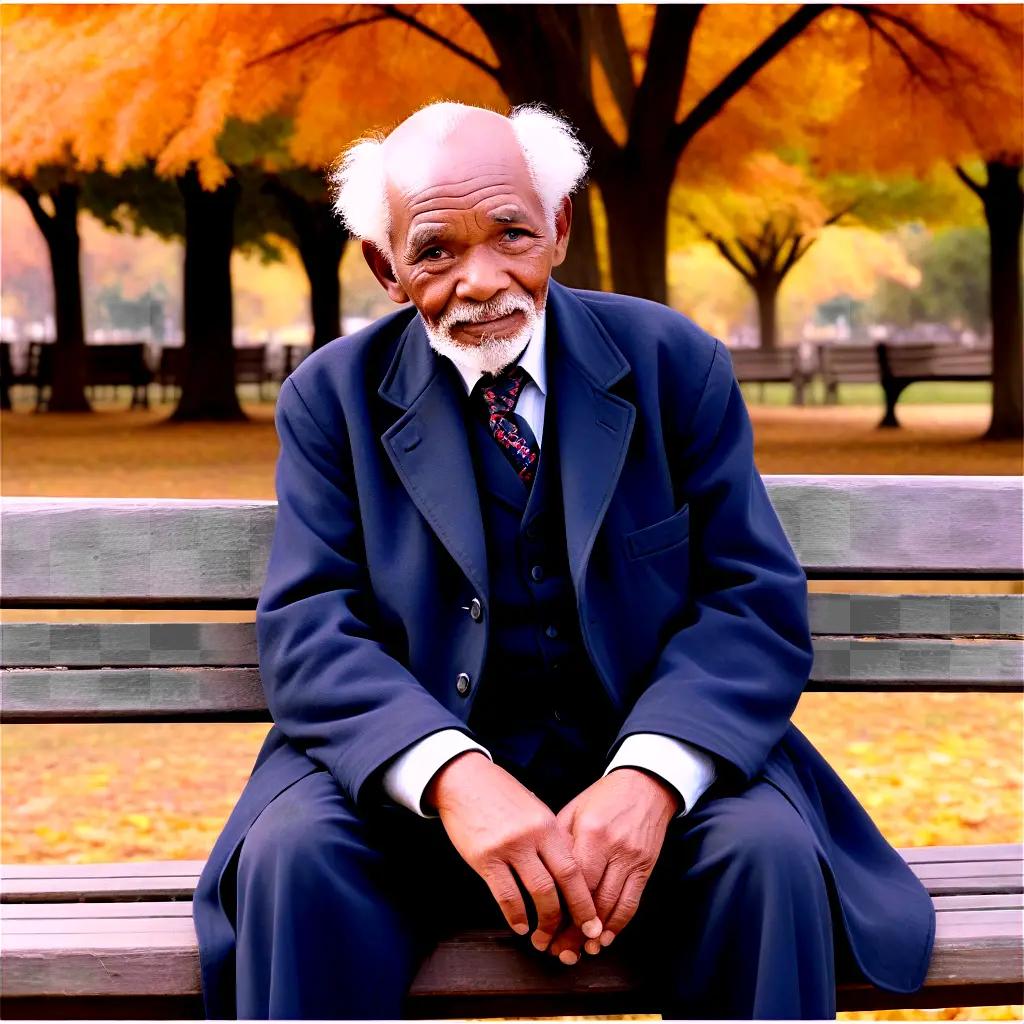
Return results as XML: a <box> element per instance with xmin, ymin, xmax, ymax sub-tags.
<box><xmin>225</xmin><ymin>720</ymin><xmax>863</xmax><ymax>1019</ymax></box>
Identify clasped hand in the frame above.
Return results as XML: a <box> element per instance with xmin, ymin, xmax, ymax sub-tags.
<box><xmin>426</xmin><ymin>752</ymin><xmax>678</xmax><ymax>964</ymax></box>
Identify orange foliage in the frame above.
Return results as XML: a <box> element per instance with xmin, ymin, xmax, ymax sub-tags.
<box><xmin>812</xmin><ymin>4</ymin><xmax>1023</xmax><ymax>174</ymax></box>
<box><xmin>1</xmin><ymin>4</ymin><xmax>502</xmax><ymax>186</ymax></box>
<box><xmin>3</xmin><ymin>4</ymin><xmax>1018</xmax><ymax>194</ymax></box>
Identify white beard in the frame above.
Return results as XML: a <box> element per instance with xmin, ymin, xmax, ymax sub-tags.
<box><xmin>420</xmin><ymin>292</ymin><xmax>544</xmax><ymax>378</ymax></box>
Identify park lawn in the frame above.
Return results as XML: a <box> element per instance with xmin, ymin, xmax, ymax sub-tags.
<box><xmin>739</xmin><ymin>380</ymin><xmax>994</xmax><ymax>408</ymax></box>
<box><xmin>1</xmin><ymin>396</ymin><xmax>1021</xmax><ymax>1021</ymax></box>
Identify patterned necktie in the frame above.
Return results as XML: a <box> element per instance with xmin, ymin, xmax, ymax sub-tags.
<box><xmin>472</xmin><ymin>364</ymin><xmax>540</xmax><ymax>488</ymax></box>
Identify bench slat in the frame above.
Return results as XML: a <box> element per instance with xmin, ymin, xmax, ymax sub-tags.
<box><xmin>3</xmin><ymin>480</ymin><xmax>1021</xmax><ymax>607</ymax></box>
<box><xmin>1</xmin><ymin>903</ymin><xmax>1020</xmax><ymax>1011</ymax></box>
<box><xmin>4</xmin><ymin>596</ymin><xmax>1020</xmax><ymax>669</ymax></box>
<box><xmin>10</xmin><ymin>893</ymin><xmax>1021</xmax><ymax>919</ymax></box>
<box><xmin>4</xmin><ymin>846</ymin><xmax>1019</xmax><ymax>903</ymax></box>
<box><xmin>3</xmin><ymin>636</ymin><xmax>1020</xmax><ymax>722</ymax></box>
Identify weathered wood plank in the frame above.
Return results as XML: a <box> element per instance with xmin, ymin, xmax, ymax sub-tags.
<box><xmin>0</xmin><ymin>623</ymin><xmax>258</xmax><ymax>668</ymax></box>
<box><xmin>6</xmin><ymin>892</ymin><xmax>1019</xmax><ymax>920</ymax></box>
<box><xmin>4</xmin><ymin>597</ymin><xmax>1020</xmax><ymax>669</ymax></box>
<box><xmin>3</xmin><ymin>479</ymin><xmax>1021</xmax><ymax>606</ymax></box>
<box><xmin>1</xmin><ymin>906</ymin><xmax>1020</xmax><ymax>1008</ymax></box>
<box><xmin>5</xmin><ymin>846</ymin><xmax>1019</xmax><ymax>903</ymax></box>
<box><xmin>3</xmin><ymin>636</ymin><xmax>1020</xmax><ymax>722</ymax></box>
<box><xmin>900</xmin><ymin>843</ymin><xmax>1021</xmax><ymax>863</ymax></box>
<box><xmin>0</xmin><ymin>499</ymin><xmax>275</xmax><ymax>607</ymax></box>
<box><xmin>808</xmin><ymin>594</ymin><xmax>1024</xmax><ymax>637</ymax></box>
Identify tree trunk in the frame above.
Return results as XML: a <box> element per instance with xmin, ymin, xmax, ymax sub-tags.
<box><xmin>464</xmin><ymin>7</ymin><xmax>605</xmax><ymax>296</ymax></box>
<box><xmin>292</xmin><ymin>202</ymin><xmax>347</xmax><ymax>351</ymax></box>
<box><xmin>263</xmin><ymin>178</ymin><xmax>347</xmax><ymax>350</ymax></box>
<box><xmin>16</xmin><ymin>181</ymin><xmax>91</xmax><ymax>412</ymax></box>
<box><xmin>552</xmin><ymin>184</ymin><xmax>602</xmax><ymax>291</ymax></box>
<box><xmin>596</xmin><ymin>157</ymin><xmax>674</xmax><ymax>303</ymax></box>
<box><xmin>753</xmin><ymin>274</ymin><xmax>781</xmax><ymax>350</ymax></box>
<box><xmin>981</xmin><ymin>160</ymin><xmax>1023</xmax><ymax>441</ymax></box>
<box><xmin>172</xmin><ymin>167</ymin><xmax>245</xmax><ymax>422</ymax></box>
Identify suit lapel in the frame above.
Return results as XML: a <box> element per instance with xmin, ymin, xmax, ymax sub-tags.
<box><xmin>547</xmin><ymin>281</ymin><xmax>636</xmax><ymax>596</ymax></box>
<box><xmin>377</xmin><ymin>281</ymin><xmax>636</xmax><ymax>613</ymax></box>
<box><xmin>379</xmin><ymin>314</ymin><xmax>490</xmax><ymax>608</ymax></box>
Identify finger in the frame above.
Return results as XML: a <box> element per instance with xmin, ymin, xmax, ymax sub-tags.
<box><xmin>538</xmin><ymin>839</ymin><xmax>603</xmax><ymax>940</ymax></box>
<box><xmin>480</xmin><ymin>861</ymin><xmax>530</xmax><ymax>937</ymax></box>
<box><xmin>555</xmin><ymin>795</ymin><xmax>579</xmax><ymax>834</ymax></box>
<box><xmin>548</xmin><ymin>922</ymin><xmax>585</xmax><ymax>963</ymax></box>
<box><xmin>592</xmin><ymin>858</ymin><xmax>632</xmax><ymax>921</ymax></box>
<box><xmin>513</xmin><ymin>852</ymin><xmax>564</xmax><ymax>949</ymax></box>
<box><xmin>600</xmin><ymin>870</ymin><xmax>651</xmax><ymax>945</ymax></box>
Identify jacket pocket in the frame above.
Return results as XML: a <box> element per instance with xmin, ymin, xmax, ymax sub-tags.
<box><xmin>625</xmin><ymin>503</ymin><xmax>690</xmax><ymax>560</ymax></box>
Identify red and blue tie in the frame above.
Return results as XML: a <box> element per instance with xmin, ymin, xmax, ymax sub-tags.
<box><xmin>473</xmin><ymin>364</ymin><xmax>540</xmax><ymax>488</ymax></box>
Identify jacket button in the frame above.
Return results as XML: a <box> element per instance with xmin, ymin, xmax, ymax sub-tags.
<box><xmin>469</xmin><ymin>597</ymin><xmax>482</xmax><ymax>621</ymax></box>
<box><xmin>455</xmin><ymin>672</ymin><xmax>472</xmax><ymax>696</ymax></box>
<box><xmin>530</xmin><ymin>564</ymin><xmax>545</xmax><ymax>582</ymax></box>
<box><xmin>545</xmin><ymin>624</ymin><xmax>559</xmax><ymax>639</ymax></box>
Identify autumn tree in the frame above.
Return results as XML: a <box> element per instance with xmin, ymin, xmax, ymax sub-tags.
<box><xmin>3</xmin><ymin>167</ymin><xmax>91</xmax><ymax>411</ymax></box>
<box><xmin>0</xmin><ymin>5</ymin><xmax>502</xmax><ymax>418</ymax></box>
<box><xmin>675</xmin><ymin>153</ymin><xmax>978</xmax><ymax>349</ymax></box>
<box><xmin>816</xmin><ymin>4</ymin><xmax>1023</xmax><ymax>439</ymax></box>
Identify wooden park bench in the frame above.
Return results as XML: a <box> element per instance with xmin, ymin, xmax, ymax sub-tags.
<box><xmin>876</xmin><ymin>342</ymin><xmax>993</xmax><ymax>428</ymax></box>
<box><xmin>729</xmin><ymin>347</ymin><xmax>811</xmax><ymax>406</ymax></box>
<box><xmin>27</xmin><ymin>341</ymin><xmax>153</xmax><ymax>412</ymax></box>
<box><xmin>156</xmin><ymin>344</ymin><xmax>275</xmax><ymax>403</ymax></box>
<box><xmin>1</xmin><ymin>477</ymin><xmax>1022</xmax><ymax>1018</ymax></box>
<box><xmin>815</xmin><ymin>342</ymin><xmax>881</xmax><ymax>406</ymax></box>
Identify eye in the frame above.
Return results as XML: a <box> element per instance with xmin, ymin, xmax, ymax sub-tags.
<box><xmin>421</xmin><ymin>246</ymin><xmax>447</xmax><ymax>261</ymax></box>
<box><xmin>503</xmin><ymin>228</ymin><xmax>528</xmax><ymax>242</ymax></box>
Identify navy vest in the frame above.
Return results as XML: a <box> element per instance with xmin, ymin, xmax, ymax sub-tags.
<box><xmin>440</xmin><ymin>334</ymin><xmax>618</xmax><ymax>804</ymax></box>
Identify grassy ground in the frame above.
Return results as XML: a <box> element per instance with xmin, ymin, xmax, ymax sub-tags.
<box><xmin>1</xmin><ymin>388</ymin><xmax>1021</xmax><ymax>1021</ymax></box>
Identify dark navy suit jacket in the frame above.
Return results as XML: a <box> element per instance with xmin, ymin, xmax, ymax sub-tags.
<box><xmin>193</xmin><ymin>280</ymin><xmax>935</xmax><ymax>1015</ymax></box>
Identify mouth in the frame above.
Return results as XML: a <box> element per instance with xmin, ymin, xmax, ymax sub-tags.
<box><xmin>453</xmin><ymin>310</ymin><xmax>526</xmax><ymax>341</ymax></box>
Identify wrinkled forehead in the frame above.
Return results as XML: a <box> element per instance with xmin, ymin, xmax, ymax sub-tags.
<box><xmin>382</xmin><ymin>114</ymin><xmax>543</xmax><ymax>226</ymax></box>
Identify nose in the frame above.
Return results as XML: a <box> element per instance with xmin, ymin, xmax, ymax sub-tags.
<box><xmin>454</xmin><ymin>245</ymin><xmax>512</xmax><ymax>303</ymax></box>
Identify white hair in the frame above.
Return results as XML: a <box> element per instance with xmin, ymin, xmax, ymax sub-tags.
<box><xmin>327</xmin><ymin>101</ymin><xmax>590</xmax><ymax>259</ymax></box>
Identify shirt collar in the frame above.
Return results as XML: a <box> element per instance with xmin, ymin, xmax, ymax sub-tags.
<box><xmin>445</xmin><ymin>309</ymin><xmax>548</xmax><ymax>397</ymax></box>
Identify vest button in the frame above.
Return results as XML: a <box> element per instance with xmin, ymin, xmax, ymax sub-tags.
<box><xmin>469</xmin><ymin>597</ymin><xmax>482</xmax><ymax>621</ymax></box>
<box><xmin>455</xmin><ymin>672</ymin><xmax>472</xmax><ymax>696</ymax></box>
<box><xmin>545</xmin><ymin>624</ymin><xmax>559</xmax><ymax>639</ymax></box>
<box><xmin>525</xmin><ymin>522</ymin><xmax>539</xmax><ymax>539</ymax></box>
<box><xmin>530</xmin><ymin>564</ymin><xmax>545</xmax><ymax>582</ymax></box>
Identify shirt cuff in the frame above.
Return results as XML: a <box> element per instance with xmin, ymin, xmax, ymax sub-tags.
<box><xmin>603</xmin><ymin>733</ymin><xmax>717</xmax><ymax>818</ymax></box>
<box><xmin>381</xmin><ymin>728</ymin><xmax>493</xmax><ymax>818</ymax></box>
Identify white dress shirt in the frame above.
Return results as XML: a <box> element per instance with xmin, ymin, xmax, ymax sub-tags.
<box><xmin>382</xmin><ymin>311</ymin><xmax>718</xmax><ymax>818</ymax></box>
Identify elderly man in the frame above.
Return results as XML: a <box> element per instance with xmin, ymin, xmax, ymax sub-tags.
<box><xmin>192</xmin><ymin>101</ymin><xmax>935</xmax><ymax>1019</ymax></box>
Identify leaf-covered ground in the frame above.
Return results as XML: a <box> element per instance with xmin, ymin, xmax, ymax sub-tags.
<box><xmin>1</xmin><ymin>397</ymin><xmax>1020</xmax><ymax>1021</ymax></box>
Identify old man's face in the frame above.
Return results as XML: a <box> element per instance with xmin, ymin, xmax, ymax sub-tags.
<box><xmin>362</xmin><ymin>109</ymin><xmax>571</xmax><ymax>369</ymax></box>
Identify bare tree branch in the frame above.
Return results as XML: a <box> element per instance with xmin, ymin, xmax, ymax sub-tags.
<box><xmin>687</xmin><ymin>211</ymin><xmax>756</xmax><ymax>280</ymax></box>
<box><xmin>380</xmin><ymin>4</ymin><xmax>501</xmax><ymax>82</ymax></box>
<box><xmin>246</xmin><ymin>13</ymin><xmax>389</xmax><ymax>68</ymax></box>
<box><xmin>671</xmin><ymin>5</ymin><xmax>827</xmax><ymax>153</ymax></box>
<box><xmin>581</xmin><ymin>5</ymin><xmax>636</xmax><ymax>125</ymax></box>
<box><xmin>10</xmin><ymin>177</ymin><xmax>56</xmax><ymax>242</ymax></box>
<box><xmin>631</xmin><ymin>5</ymin><xmax>702</xmax><ymax>153</ymax></box>
<box><xmin>955</xmin><ymin>163</ymin><xmax>986</xmax><ymax>197</ymax></box>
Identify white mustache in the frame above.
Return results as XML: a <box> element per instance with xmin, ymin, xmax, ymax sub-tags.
<box><xmin>439</xmin><ymin>295</ymin><xmax>534</xmax><ymax>330</ymax></box>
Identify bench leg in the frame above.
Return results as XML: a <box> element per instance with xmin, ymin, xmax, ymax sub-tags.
<box><xmin>878</xmin><ymin>382</ymin><xmax>906</xmax><ymax>428</ymax></box>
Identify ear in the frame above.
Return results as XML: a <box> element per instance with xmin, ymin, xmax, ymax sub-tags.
<box><xmin>362</xmin><ymin>240</ymin><xmax>409</xmax><ymax>304</ymax></box>
<box><xmin>550</xmin><ymin>195</ymin><xmax>573</xmax><ymax>268</ymax></box>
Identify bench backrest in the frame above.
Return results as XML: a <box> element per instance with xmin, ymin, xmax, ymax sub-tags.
<box><xmin>729</xmin><ymin>348</ymin><xmax>799</xmax><ymax>381</ymax></box>
<box><xmin>2</xmin><ymin>477</ymin><xmax>1021</xmax><ymax>723</ymax></box>
<box><xmin>815</xmin><ymin>343</ymin><xmax>881</xmax><ymax>381</ymax></box>
<box><xmin>881</xmin><ymin>342</ymin><xmax>993</xmax><ymax>378</ymax></box>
